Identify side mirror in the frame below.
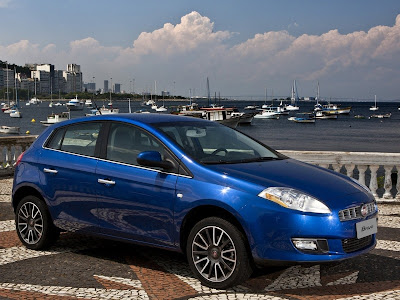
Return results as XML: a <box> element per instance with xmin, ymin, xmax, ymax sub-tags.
<box><xmin>137</xmin><ymin>151</ymin><xmax>174</xmax><ymax>170</ymax></box>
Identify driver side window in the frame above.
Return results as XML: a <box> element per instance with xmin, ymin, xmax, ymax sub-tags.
<box><xmin>106</xmin><ymin>123</ymin><xmax>164</xmax><ymax>166</ymax></box>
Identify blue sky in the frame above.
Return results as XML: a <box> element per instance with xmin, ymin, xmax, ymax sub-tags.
<box><xmin>2</xmin><ymin>0</ymin><xmax>400</xmax><ymax>100</ymax></box>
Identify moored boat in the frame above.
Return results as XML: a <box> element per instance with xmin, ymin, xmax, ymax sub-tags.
<box><xmin>369</xmin><ymin>95</ymin><xmax>379</xmax><ymax>111</ymax></box>
<box><xmin>0</xmin><ymin>125</ymin><xmax>20</xmax><ymax>134</ymax></box>
<box><xmin>314</xmin><ymin>110</ymin><xmax>338</xmax><ymax>119</ymax></box>
<box><xmin>370</xmin><ymin>113</ymin><xmax>391</xmax><ymax>119</ymax></box>
<box><xmin>40</xmin><ymin>112</ymin><xmax>70</xmax><ymax>126</ymax></box>
<box><xmin>254</xmin><ymin>107</ymin><xmax>280</xmax><ymax>119</ymax></box>
<box><xmin>66</xmin><ymin>95</ymin><xmax>84</xmax><ymax>111</ymax></box>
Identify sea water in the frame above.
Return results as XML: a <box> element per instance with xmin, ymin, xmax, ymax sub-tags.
<box><xmin>0</xmin><ymin>99</ymin><xmax>399</xmax><ymax>153</ymax></box>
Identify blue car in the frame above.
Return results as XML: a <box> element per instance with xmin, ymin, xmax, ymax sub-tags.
<box><xmin>12</xmin><ymin>113</ymin><xmax>377</xmax><ymax>288</ymax></box>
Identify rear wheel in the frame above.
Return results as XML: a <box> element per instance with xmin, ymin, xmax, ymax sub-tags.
<box><xmin>186</xmin><ymin>217</ymin><xmax>253</xmax><ymax>289</ymax></box>
<box><xmin>15</xmin><ymin>195</ymin><xmax>59</xmax><ymax>250</ymax></box>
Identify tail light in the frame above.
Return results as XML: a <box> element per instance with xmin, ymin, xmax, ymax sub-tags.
<box><xmin>15</xmin><ymin>152</ymin><xmax>24</xmax><ymax>166</ymax></box>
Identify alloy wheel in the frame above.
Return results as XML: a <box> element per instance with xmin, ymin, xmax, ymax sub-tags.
<box><xmin>17</xmin><ymin>201</ymin><xmax>44</xmax><ymax>245</ymax></box>
<box><xmin>191</xmin><ymin>225</ymin><xmax>237</xmax><ymax>283</ymax></box>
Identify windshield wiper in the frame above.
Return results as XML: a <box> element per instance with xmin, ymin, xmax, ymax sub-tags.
<box><xmin>238</xmin><ymin>157</ymin><xmax>284</xmax><ymax>163</ymax></box>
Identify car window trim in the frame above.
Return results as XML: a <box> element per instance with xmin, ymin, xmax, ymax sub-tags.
<box><xmin>42</xmin><ymin>121</ymin><xmax>105</xmax><ymax>158</ymax></box>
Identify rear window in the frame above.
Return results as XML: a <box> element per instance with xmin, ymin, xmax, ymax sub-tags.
<box><xmin>46</xmin><ymin>122</ymin><xmax>102</xmax><ymax>157</ymax></box>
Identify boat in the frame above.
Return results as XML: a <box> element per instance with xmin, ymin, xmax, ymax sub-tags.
<box><xmin>369</xmin><ymin>95</ymin><xmax>379</xmax><ymax>111</ymax></box>
<box><xmin>294</xmin><ymin>117</ymin><xmax>315</xmax><ymax>123</ymax></box>
<box><xmin>231</xmin><ymin>110</ymin><xmax>257</xmax><ymax>125</ymax></box>
<box><xmin>370</xmin><ymin>113</ymin><xmax>391</xmax><ymax>119</ymax></box>
<box><xmin>254</xmin><ymin>107</ymin><xmax>280</xmax><ymax>119</ymax></box>
<box><xmin>28</xmin><ymin>78</ymin><xmax>41</xmax><ymax>105</ymax></box>
<box><xmin>200</xmin><ymin>106</ymin><xmax>241</xmax><ymax>128</ymax></box>
<box><xmin>96</xmin><ymin>105</ymin><xmax>119</xmax><ymax>115</ymax></box>
<box><xmin>85</xmin><ymin>108</ymin><xmax>99</xmax><ymax>116</ymax></box>
<box><xmin>1</xmin><ymin>103</ymin><xmax>10</xmax><ymax>112</ymax></box>
<box><xmin>155</xmin><ymin>106</ymin><xmax>168</xmax><ymax>112</ymax></box>
<box><xmin>9</xmin><ymin>108</ymin><xmax>22</xmax><ymax>118</ymax></box>
<box><xmin>289</xmin><ymin>113</ymin><xmax>315</xmax><ymax>123</ymax></box>
<box><xmin>66</xmin><ymin>95</ymin><xmax>84</xmax><ymax>111</ymax></box>
<box><xmin>10</xmin><ymin>68</ymin><xmax>22</xmax><ymax>118</ymax></box>
<box><xmin>0</xmin><ymin>125</ymin><xmax>20</xmax><ymax>134</ymax></box>
<box><xmin>98</xmin><ymin>91</ymin><xmax>119</xmax><ymax>114</ymax></box>
<box><xmin>354</xmin><ymin>115</ymin><xmax>365</xmax><ymax>119</ymax></box>
<box><xmin>85</xmin><ymin>99</ymin><xmax>93</xmax><ymax>107</ymax></box>
<box><xmin>321</xmin><ymin>103</ymin><xmax>351</xmax><ymax>115</ymax></box>
<box><xmin>314</xmin><ymin>110</ymin><xmax>338</xmax><ymax>119</ymax></box>
<box><xmin>286</xmin><ymin>80</ymin><xmax>300</xmax><ymax>111</ymax></box>
<box><xmin>244</xmin><ymin>105</ymin><xmax>258</xmax><ymax>110</ymax></box>
<box><xmin>40</xmin><ymin>112</ymin><xmax>70</xmax><ymax>126</ymax></box>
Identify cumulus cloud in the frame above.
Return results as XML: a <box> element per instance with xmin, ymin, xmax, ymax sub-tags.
<box><xmin>131</xmin><ymin>11</ymin><xmax>231</xmax><ymax>56</ymax></box>
<box><xmin>1</xmin><ymin>11</ymin><xmax>400</xmax><ymax>98</ymax></box>
<box><xmin>0</xmin><ymin>0</ymin><xmax>12</xmax><ymax>8</ymax></box>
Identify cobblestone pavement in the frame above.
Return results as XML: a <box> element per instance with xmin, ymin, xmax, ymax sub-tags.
<box><xmin>1</xmin><ymin>177</ymin><xmax>399</xmax><ymax>300</ymax></box>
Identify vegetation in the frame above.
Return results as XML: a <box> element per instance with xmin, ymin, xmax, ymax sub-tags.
<box><xmin>0</xmin><ymin>60</ymin><xmax>31</xmax><ymax>78</ymax></box>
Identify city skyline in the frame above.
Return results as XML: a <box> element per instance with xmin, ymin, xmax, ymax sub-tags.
<box><xmin>1</xmin><ymin>0</ymin><xmax>400</xmax><ymax>100</ymax></box>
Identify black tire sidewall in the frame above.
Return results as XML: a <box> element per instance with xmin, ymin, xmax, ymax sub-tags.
<box><xmin>186</xmin><ymin>217</ymin><xmax>252</xmax><ymax>289</ymax></box>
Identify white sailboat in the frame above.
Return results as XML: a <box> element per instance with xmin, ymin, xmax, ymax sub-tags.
<box><xmin>369</xmin><ymin>95</ymin><xmax>379</xmax><ymax>111</ymax></box>
<box><xmin>97</xmin><ymin>89</ymin><xmax>119</xmax><ymax>115</ymax></box>
<box><xmin>10</xmin><ymin>68</ymin><xmax>22</xmax><ymax>118</ymax></box>
<box><xmin>286</xmin><ymin>80</ymin><xmax>300</xmax><ymax>111</ymax></box>
<box><xmin>28</xmin><ymin>77</ymin><xmax>41</xmax><ymax>105</ymax></box>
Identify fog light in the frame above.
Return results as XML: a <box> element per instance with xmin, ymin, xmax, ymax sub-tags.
<box><xmin>292</xmin><ymin>239</ymin><xmax>318</xmax><ymax>251</ymax></box>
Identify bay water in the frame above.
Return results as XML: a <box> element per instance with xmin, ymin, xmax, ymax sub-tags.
<box><xmin>0</xmin><ymin>99</ymin><xmax>399</xmax><ymax>153</ymax></box>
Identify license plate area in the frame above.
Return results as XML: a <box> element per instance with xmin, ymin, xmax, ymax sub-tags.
<box><xmin>356</xmin><ymin>218</ymin><xmax>377</xmax><ymax>239</ymax></box>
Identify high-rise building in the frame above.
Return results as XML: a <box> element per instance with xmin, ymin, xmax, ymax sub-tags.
<box><xmin>64</xmin><ymin>64</ymin><xmax>82</xmax><ymax>93</ymax></box>
<box><xmin>114</xmin><ymin>83</ymin><xmax>121</xmax><ymax>94</ymax></box>
<box><xmin>104</xmin><ymin>80</ymin><xmax>109</xmax><ymax>93</ymax></box>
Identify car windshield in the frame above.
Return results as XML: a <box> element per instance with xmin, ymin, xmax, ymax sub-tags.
<box><xmin>154</xmin><ymin>120</ymin><xmax>285</xmax><ymax>164</ymax></box>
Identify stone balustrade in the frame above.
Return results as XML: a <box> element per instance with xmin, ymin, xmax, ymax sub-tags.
<box><xmin>0</xmin><ymin>136</ymin><xmax>398</xmax><ymax>202</ymax></box>
<box><xmin>0</xmin><ymin>136</ymin><xmax>38</xmax><ymax>176</ymax></box>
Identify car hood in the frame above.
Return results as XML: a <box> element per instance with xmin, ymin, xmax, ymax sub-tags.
<box><xmin>206</xmin><ymin>158</ymin><xmax>371</xmax><ymax>205</ymax></box>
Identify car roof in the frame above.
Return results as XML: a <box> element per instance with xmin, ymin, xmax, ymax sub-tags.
<box><xmin>75</xmin><ymin>113</ymin><xmax>208</xmax><ymax>125</ymax></box>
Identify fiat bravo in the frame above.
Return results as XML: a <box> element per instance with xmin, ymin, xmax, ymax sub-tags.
<box><xmin>12</xmin><ymin>113</ymin><xmax>377</xmax><ymax>288</ymax></box>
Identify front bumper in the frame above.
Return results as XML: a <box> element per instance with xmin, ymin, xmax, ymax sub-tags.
<box><xmin>242</xmin><ymin>198</ymin><xmax>378</xmax><ymax>264</ymax></box>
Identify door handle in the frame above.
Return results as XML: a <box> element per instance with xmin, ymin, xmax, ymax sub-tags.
<box><xmin>43</xmin><ymin>168</ymin><xmax>58</xmax><ymax>174</ymax></box>
<box><xmin>98</xmin><ymin>178</ymin><xmax>116</xmax><ymax>185</ymax></box>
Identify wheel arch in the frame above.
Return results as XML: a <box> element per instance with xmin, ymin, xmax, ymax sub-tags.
<box><xmin>12</xmin><ymin>185</ymin><xmax>46</xmax><ymax>212</ymax></box>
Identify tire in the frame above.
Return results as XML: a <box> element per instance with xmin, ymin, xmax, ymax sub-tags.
<box><xmin>186</xmin><ymin>217</ymin><xmax>253</xmax><ymax>289</ymax></box>
<box><xmin>15</xmin><ymin>195</ymin><xmax>60</xmax><ymax>250</ymax></box>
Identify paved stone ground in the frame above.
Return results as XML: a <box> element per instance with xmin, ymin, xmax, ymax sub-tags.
<box><xmin>0</xmin><ymin>177</ymin><xmax>399</xmax><ymax>300</ymax></box>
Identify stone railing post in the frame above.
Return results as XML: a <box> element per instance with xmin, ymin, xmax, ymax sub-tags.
<box><xmin>357</xmin><ymin>165</ymin><xmax>368</xmax><ymax>187</ymax></box>
<box><xmin>369</xmin><ymin>165</ymin><xmax>379</xmax><ymax>198</ymax></box>
<box><xmin>383</xmin><ymin>166</ymin><xmax>393</xmax><ymax>199</ymax></box>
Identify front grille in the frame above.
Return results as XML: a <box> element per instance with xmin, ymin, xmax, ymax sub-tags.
<box><xmin>342</xmin><ymin>235</ymin><xmax>373</xmax><ymax>253</ymax></box>
<box><xmin>339</xmin><ymin>203</ymin><xmax>376</xmax><ymax>221</ymax></box>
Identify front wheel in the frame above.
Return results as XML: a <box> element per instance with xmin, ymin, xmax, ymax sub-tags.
<box><xmin>15</xmin><ymin>195</ymin><xmax>59</xmax><ymax>250</ymax></box>
<box><xmin>186</xmin><ymin>217</ymin><xmax>253</xmax><ymax>289</ymax></box>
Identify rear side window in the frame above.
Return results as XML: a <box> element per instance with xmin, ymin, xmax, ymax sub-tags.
<box><xmin>46</xmin><ymin>122</ymin><xmax>102</xmax><ymax>157</ymax></box>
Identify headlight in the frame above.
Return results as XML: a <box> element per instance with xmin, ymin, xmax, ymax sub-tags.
<box><xmin>258</xmin><ymin>187</ymin><xmax>331</xmax><ymax>214</ymax></box>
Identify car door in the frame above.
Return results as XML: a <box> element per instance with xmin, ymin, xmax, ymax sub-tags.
<box><xmin>38</xmin><ymin>122</ymin><xmax>103</xmax><ymax>233</ymax></box>
<box><xmin>95</xmin><ymin>122</ymin><xmax>178</xmax><ymax>247</ymax></box>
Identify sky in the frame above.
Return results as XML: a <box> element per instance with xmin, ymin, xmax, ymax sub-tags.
<box><xmin>1</xmin><ymin>0</ymin><xmax>400</xmax><ymax>100</ymax></box>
